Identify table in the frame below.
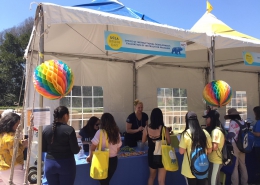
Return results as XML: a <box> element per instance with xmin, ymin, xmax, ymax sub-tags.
<box><xmin>42</xmin><ymin>143</ymin><xmax>258</xmax><ymax>184</ymax></box>
<box><xmin>74</xmin><ymin>148</ymin><xmax>186</xmax><ymax>185</ymax></box>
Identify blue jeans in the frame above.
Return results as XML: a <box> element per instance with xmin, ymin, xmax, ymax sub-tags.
<box><xmin>45</xmin><ymin>157</ymin><xmax>76</xmax><ymax>185</ymax></box>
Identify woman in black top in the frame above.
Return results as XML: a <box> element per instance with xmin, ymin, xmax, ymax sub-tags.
<box><xmin>78</xmin><ymin>116</ymin><xmax>100</xmax><ymax>152</ymax></box>
<box><xmin>125</xmin><ymin>99</ymin><xmax>148</xmax><ymax>147</ymax></box>
<box><xmin>42</xmin><ymin>106</ymin><xmax>80</xmax><ymax>185</ymax></box>
<box><xmin>142</xmin><ymin>108</ymin><xmax>170</xmax><ymax>185</ymax></box>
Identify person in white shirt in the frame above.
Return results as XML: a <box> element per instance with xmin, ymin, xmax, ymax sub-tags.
<box><xmin>87</xmin><ymin>113</ymin><xmax>122</xmax><ymax>185</ymax></box>
<box><xmin>225</xmin><ymin>108</ymin><xmax>248</xmax><ymax>185</ymax></box>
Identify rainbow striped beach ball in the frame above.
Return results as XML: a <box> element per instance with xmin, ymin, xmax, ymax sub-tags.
<box><xmin>33</xmin><ymin>60</ymin><xmax>74</xmax><ymax>100</ymax></box>
<box><xmin>203</xmin><ymin>80</ymin><xmax>232</xmax><ymax>107</ymax></box>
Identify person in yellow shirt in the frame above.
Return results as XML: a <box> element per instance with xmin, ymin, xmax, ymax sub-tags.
<box><xmin>179</xmin><ymin>111</ymin><xmax>212</xmax><ymax>185</ymax></box>
<box><xmin>203</xmin><ymin>110</ymin><xmax>225</xmax><ymax>185</ymax></box>
<box><xmin>0</xmin><ymin>112</ymin><xmax>28</xmax><ymax>185</ymax></box>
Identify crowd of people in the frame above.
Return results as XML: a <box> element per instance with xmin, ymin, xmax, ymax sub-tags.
<box><xmin>0</xmin><ymin>102</ymin><xmax>260</xmax><ymax>185</ymax></box>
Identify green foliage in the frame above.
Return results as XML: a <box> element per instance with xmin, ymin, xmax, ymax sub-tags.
<box><xmin>0</xmin><ymin>106</ymin><xmax>22</xmax><ymax>109</ymax></box>
<box><xmin>0</xmin><ymin>17</ymin><xmax>33</xmax><ymax>106</ymax></box>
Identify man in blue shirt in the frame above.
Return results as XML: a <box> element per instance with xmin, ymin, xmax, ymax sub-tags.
<box><xmin>252</xmin><ymin>106</ymin><xmax>260</xmax><ymax>184</ymax></box>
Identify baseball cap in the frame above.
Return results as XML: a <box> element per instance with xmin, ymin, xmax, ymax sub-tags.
<box><xmin>203</xmin><ymin>110</ymin><xmax>219</xmax><ymax>118</ymax></box>
<box><xmin>187</xmin><ymin>111</ymin><xmax>197</xmax><ymax>120</ymax></box>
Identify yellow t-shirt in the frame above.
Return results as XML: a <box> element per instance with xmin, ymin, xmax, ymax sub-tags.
<box><xmin>179</xmin><ymin>129</ymin><xmax>212</xmax><ymax>178</ymax></box>
<box><xmin>0</xmin><ymin>132</ymin><xmax>24</xmax><ymax>170</ymax></box>
<box><xmin>208</xmin><ymin>127</ymin><xmax>225</xmax><ymax>164</ymax></box>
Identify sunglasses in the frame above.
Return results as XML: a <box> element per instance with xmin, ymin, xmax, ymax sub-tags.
<box><xmin>95</xmin><ymin>124</ymin><xmax>100</xmax><ymax>126</ymax></box>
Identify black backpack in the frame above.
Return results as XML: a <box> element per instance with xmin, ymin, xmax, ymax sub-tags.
<box><xmin>216</xmin><ymin>128</ymin><xmax>234</xmax><ymax>166</ymax></box>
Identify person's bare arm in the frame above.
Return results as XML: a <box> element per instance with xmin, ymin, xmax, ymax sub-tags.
<box><xmin>165</xmin><ymin>128</ymin><xmax>171</xmax><ymax>145</ymax></box>
<box><xmin>126</xmin><ymin>122</ymin><xmax>143</xmax><ymax>134</ymax></box>
<box><xmin>142</xmin><ymin>126</ymin><xmax>148</xmax><ymax>143</ymax></box>
<box><xmin>207</xmin><ymin>147</ymin><xmax>212</xmax><ymax>154</ymax></box>
<box><xmin>86</xmin><ymin>143</ymin><xmax>97</xmax><ymax>163</ymax></box>
<box><xmin>252</xmin><ymin>131</ymin><xmax>260</xmax><ymax>137</ymax></box>
<box><xmin>212</xmin><ymin>142</ymin><xmax>218</xmax><ymax>151</ymax></box>
<box><xmin>179</xmin><ymin>147</ymin><xmax>185</xmax><ymax>154</ymax></box>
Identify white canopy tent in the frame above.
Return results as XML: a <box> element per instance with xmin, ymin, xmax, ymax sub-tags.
<box><xmin>25</xmin><ymin>3</ymin><xmax>260</xmax><ymax>132</ymax></box>
<box><xmin>20</xmin><ymin>4</ymin><xmax>260</xmax><ymax>185</ymax></box>
<box><xmin>25</xmin><ymin>3</ymin><xmax>210</xmax><ymax>131</ymax></box>
<box><xmin>190</xmin><ymin>12</ymin><xmax>260</xmax><ymax>120</ymax></box>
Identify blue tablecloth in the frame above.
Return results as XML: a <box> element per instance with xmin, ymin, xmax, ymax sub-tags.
<box><xmin>74</xmin><ymin>148</ymin><xmax>185</xmax><ymax>185</ymax></box>
<box><xmin>42</xmin><ymin>147</ymin><xmax>258</xmax><ymax>185</ymax></box>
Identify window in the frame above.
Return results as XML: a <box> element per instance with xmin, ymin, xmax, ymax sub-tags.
<box><xmin>157</xmin><ymin>88</ymin><xmax>188</xmax><ymax>134</ymax></box>
<box><xmin>60</xmin><ymin>86</ymin><xmax>104</xmax><ymax>132</ymax></box>
<box><xmin>225</xmin><ymin>91</ymin><xmax>247</xmax><ymax>127</ymax></box>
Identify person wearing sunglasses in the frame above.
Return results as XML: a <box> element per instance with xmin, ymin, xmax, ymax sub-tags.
<box><xmin>78</xmin><ymin>116</ymin><xmax>100</xmax><ymax>152</ymax></box>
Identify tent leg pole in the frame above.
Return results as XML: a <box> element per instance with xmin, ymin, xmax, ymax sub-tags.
<box><xmin>133</xmin><ymin>62</ymin><xmax>137</xmax><ymax>111</ymax></box>
<box><xmin>204</xmin><ymin>68</ymin><xmax>209</xmax><ymax>109</ymax></box>
<box><xmin>210</xmin><ymin>36</ymin><xmax>215</xmax><ymax>81</ymax></box>
<box><xmin>204</xmin><ymin>68</ymin><xmax>209</xmax><ymax>86</ymax></box>
<box><xmin>37</xmin><ymin>5</ymin><xmax>44</xmax><ymax>185</ymax></box>
<box><xmin>37</xmin><ymin>126</ymin><xmax>43</xmax><ymax>185</ymax></box>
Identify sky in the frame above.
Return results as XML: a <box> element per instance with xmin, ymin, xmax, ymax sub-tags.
<box><xmin>0</xmin><ymin>0</ymin><xmax>260</xmax><ymax>39</ymax></box>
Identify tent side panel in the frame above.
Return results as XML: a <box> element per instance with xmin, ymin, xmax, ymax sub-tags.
<box><xmin>137</xmin><ymin>64</ymin><xmax>206</xmax><ymax>125</ymax></box>
<box><xmin>215</xmin><ymin>69</ymin><xmax>258</xmax><ymax>122</ymax></box>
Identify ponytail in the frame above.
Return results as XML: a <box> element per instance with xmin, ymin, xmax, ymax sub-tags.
<box><xmin>51</xmin><ymin>122</ymin><xmax>57</xmax><ymax>144</ymax></box>
<box><xmin>51</xmin><ymin>106</ymin><xmax>69</xmax><ymax>144</ymax></box>
<box><xmin>51</xmin><ymin>109</ymin><xmax>59</xmax><ymax>144</ymax></box>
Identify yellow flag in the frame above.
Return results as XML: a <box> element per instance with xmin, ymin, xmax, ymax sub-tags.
<box><xmin>207</xmin><ymin>1</ymin><xmax>213</xmax><ymax>13</ymax></box>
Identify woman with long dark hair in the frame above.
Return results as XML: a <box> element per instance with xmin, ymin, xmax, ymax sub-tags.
<box><xmin>179</xmin><ymin>111</ymin><xmax>212</xmax><ymax>185</ymax></box>
<box><xmin>78</xmin><ymin>116</ymin><xmax>100</xmax><ymax>152</ymax></box>
<box><xmin>87</xmin><ymin>113</ymin><xmax>122</xmax><ymax>185</ymax></box>
<box><xmin>42</xmin><ymin>106</ymin><xmax>80</xmax><ymax>185</ymax></box>
<box><xmin>203</xmin><ymin>110</ymin><xmax>225</xmax><ymax>185</ymax></box>
<box><xmin>142</xmin><ymin>108</ymin><xmax>170</xmax><ymax>185</ymax></box>
<box><xmin>0</xmin><ymin>112</ymin><xmax>28</xmax><ymax>184</ymax></box>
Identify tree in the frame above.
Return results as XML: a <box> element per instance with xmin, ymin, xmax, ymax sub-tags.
<box><xmin>0</xmin><ymin>17</ymin><xmax>34</xmax><ymax>106</ymax></box>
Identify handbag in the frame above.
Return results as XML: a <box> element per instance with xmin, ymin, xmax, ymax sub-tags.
<box><xmin>90</xmin><ymin>130</ymin><xmax>109</xmax><ymax>179</ymax></box>
<box><xmin>161</xmin><ymin>126</ymin><xmax>179</xmax><ymax>171</ymax></box>
<box><xmin>153</xmin><ymin>140</ymin><xmax>162</xmax><ymax>164</ymax></box>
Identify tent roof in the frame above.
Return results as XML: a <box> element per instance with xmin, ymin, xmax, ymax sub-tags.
<box><xmin>188</xmin><ymin>12</ymin><xmax>260</xmax><ymax>73</ymax></box>
<box><xmin>73</xmin><ymin>0</ymin><xmax>158</xmax><ymax>23</ymax></box>
<box><xmin>191</xmin><ymin>12</ymin><xmax>259</xmax><ymax>41</ymax></box>
<box><xmin>25</xmin><ymin>3</ymin><xmax>210</xmax><ymax>69</ymax></box>
<box><xmin>25</xmin><ymin>3</ymin><xmax>260</xmax><ymax>71</ymax></box>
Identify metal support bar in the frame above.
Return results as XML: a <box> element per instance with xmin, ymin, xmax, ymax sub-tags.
<box><xmin>215</xmin><ymin>61</ymin><xmax>244</xmax><ymax>68</ymax></box>
<box><xmin>133</xmin><ymin>62</ymin><xmax>137</xmax><ymax>111</ymax></box>
<box><xmin>28</xmin><ymin>50</ymin><xmax>133</xmax><ymax>64</ymax></box>
<box><xmin>37</xmin><ymin>126</ymin><xmax>43</xmax><ymax>185</ymax></box>
<box><xmin>148</xmin><ymin>62</ymin><xmax>205</xmax><ymax>69</ymax></box>
<box><xmin>221</xmin><ymin>69</ymin><xmax>259</xmax><ymax>74</ymax></box>
<box><xmin>8</xmin><ymin>124</ymin><xmax>22</xmax><ymax>185</ymax></box>
<box><xmin>204</xmin><ymin>68</ymin><xmax>209</xmax><ymax>85</ymax></box>
<box><xmin>204</xmin><ymin>68</ymin><xmax>209</xmax><ymax>109</ymax></box>
<box><xmin>37</xmin><ymin>5</ymin><xmax>44</xmax><ymax>185</ymax></box>
<box><xmin>209</xmin><ymin>36</ymin><xmax>215</xmax><ymax>81</ymax></box>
